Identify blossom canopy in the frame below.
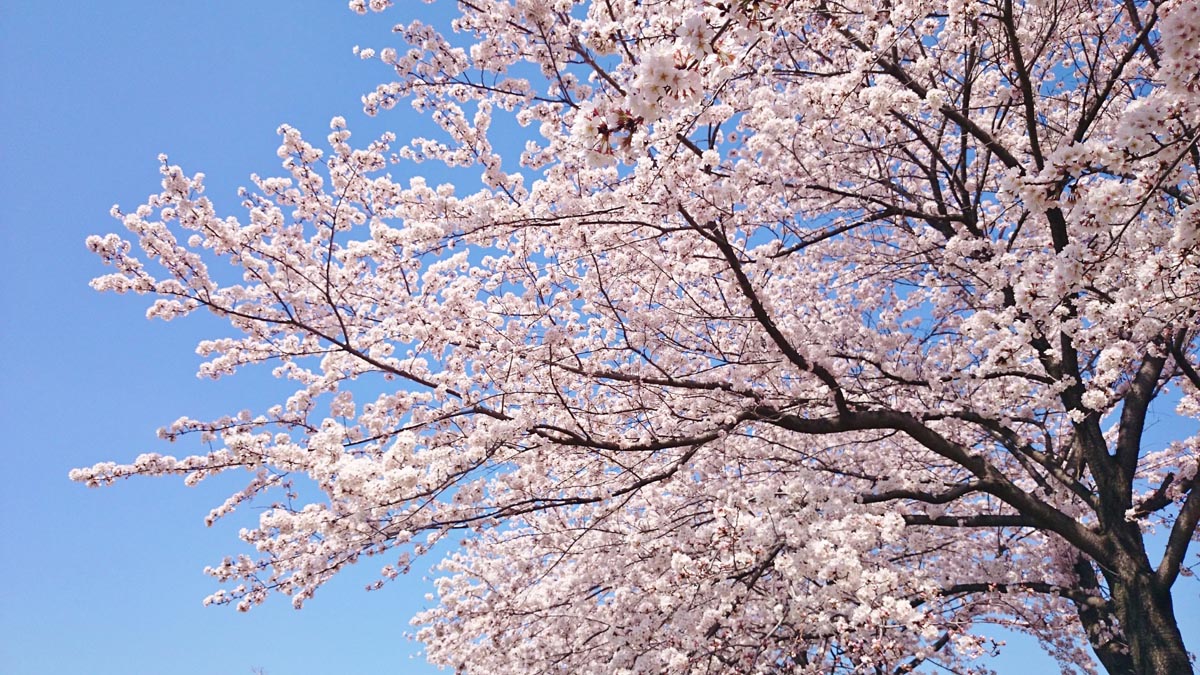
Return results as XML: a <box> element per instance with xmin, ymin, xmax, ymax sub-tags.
<box><xmin>75</xmin><ymin>0</ymin><xmax>1200</xmax><ymax>673</ymax></box>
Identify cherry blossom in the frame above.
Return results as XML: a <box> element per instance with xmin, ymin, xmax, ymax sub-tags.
<box><xmin>74</xmin><ymin>0</ymin><xmax>1200</xmax><ymax>672</ymax></box>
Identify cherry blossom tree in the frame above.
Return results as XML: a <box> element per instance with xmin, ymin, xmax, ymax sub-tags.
<box><xmin>73</xmin><ymin>0</ymin><xmax>1200</xmax><ymax>672</ymax></box>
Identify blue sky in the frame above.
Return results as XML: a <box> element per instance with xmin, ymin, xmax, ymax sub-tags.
<box><xmin>0</xmin><ymin>2</ymin><xmax>1194</xmax><ymax>674</ymax></box>
<box><xmin>0</xmin><ymin>3</ymin><xmax>441</xmax><ymax>673</ymax></box>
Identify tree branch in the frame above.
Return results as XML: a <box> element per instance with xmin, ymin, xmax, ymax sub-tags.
<box><xmin>1157</xmin><ymin>473</ymin><xmax>1200</xmax><ymax>588</ymax></box>
<box><xmin>861</xmin><ymin>483</ymin><xmax>980</xmax><ymax>505</ymax></box>
<box><xmin>902</xmin><ymin>514</ymin><xmax>1033</xmax><ymax>528</ymax></box>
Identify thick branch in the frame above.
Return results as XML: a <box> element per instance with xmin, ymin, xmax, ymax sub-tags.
<box><xmin>1130</xmin><ymin>473</ymin><xmax>1176</xmax><ymax>519</ymax></box>
<box><xmin>1117</xmin><ymin>351</ymin><xmax>1167</xmax><ymax>483</ymax></box>
<box><xmin>1170</xmin><ymin>336</ymin><xmax>1200</xmax><ymax>390</ymax></box>
<box><xmin>757</xmin><ymin>406</ymin><xmax>1110</xmax><ymax>562</ymax></box>
<box><xmin>680</xmin><ymin>206</ymin><xmax>849</xmax><ymax>414</ymax></box>
<box><xmin>938</xmin><ymin>581</ymin><xmax>1092</xmax><ymax>605</ymax></box>
<box><xmin>1157</xmin><ymin>473</ymin><xmax>1200</xmax><ymax>588</ymax></box>
<box><xmin>902</xmin><ymin>514</ymin><xmax>1033</xmax><ymax>528</ymax></box>
<box><xmin>861</xmin><ymin>483</ymin><xmax>980</xmax><ymax>505</ymax></box>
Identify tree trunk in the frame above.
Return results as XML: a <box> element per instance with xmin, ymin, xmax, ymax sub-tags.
<box><xmin>1109</xmin><ymin>571</ymin><xmax>1193</xmax><ymax>675</ymax></box>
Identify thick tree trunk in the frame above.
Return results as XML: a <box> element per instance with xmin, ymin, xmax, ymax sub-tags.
<box><xmin>1108</xmin><ymin>571</ymin><xmax>1193</xmax><ymax>675</ymax></box>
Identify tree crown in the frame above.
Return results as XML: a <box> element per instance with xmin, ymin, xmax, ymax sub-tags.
<box><xmin>74</xmin><ymin>0</ymin><xmax>1200</xmax><ymax>672</ymax></box>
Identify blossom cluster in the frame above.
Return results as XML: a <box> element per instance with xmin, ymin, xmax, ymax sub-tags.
<box><xmin>76</xmin><ymin>0</ymin><xmax>1200</xmax><ymax>672</ymax></box>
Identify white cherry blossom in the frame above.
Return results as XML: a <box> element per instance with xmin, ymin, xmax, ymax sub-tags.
<box><xmin>74</xmin><ymin>0</ymin><xmax>1200</xmax><ymax>673</ymax></box>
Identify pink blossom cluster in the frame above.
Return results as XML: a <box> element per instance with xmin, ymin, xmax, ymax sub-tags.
<box><xmin>76</xmin><ymin>0</ymin><xmax>1200</xmax><ymax>672</ymax></box>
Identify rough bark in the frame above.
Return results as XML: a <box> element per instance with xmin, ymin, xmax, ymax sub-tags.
<box><xmin>1108</xmin><ymin>569</ymin><xmax>1193</xmax><ymax>675</ymax></box>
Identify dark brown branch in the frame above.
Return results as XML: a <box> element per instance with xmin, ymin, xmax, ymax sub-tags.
<box><xmin>816</xmin><ymin>1</ymin><xmax>1023</xmax><ymax>170</ymax></box>
<box><xmin>679</xmin><ymin>206</ymin><xmax>850</xmax><ymax>414</ymax></box>
<box><xmin>902</xmin><ymin>514</ymin><xmax>1033</xmax><ymax>528</ymax></box>
<box><xmin>1071</xmin><ymin>555</ymin><xmax>1133</xmax><ymax>673</ymax></box>
<box><xmin>1157</xmin><ymin>473</ymin><xmax>1200</xmax><ymax>588</ymax></box>
<box><xmin>861</xmin><ymin>483</ymin><xmax>979</xmax><ymax>505</ymax></box>
<box><xmin>771</xmin><ymin>213</ymin><xmax>886</xmax><ymax>257</ymax></box>
<box><xmin>1130</xmin><ymin>473</ymin><xmax>1176</xmax><ymax>519</ymax></box>
<box><xmin>1117</xmin><ymin>351</ymin><xmax>1167</xmax><ymax>483</ymax></box>
<box><xmin>894</xmin><ymin>631</ymin><xmax>951</xmax><ymax>674</ymax></box>
<box><xmin>1001</xmin><ymin>0</ymin><xmax>1044</xmax><ymax>170</ymax></box>
<box><xmin>938</xmin><ymin>580</ymin><xmax>1092</xmax><ymax>605</ymax></box>
<box><xmin>755</xmin><ymin>406</ymin><xmax>1109</xmax><ymax>562</ymax></box>
<box><xmin>1170</xmin><ymin>337</ymin><xmax>1200</xmax><ymax>390</ymax></box>
<box><xmin>1072</xmin><ymin>8</ymin><xmax>1159</xmax><ymax>143</ymax></box>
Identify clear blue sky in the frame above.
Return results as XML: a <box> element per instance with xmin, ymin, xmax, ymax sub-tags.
<box><xmin>0</xmin><ymin>3</ymin><xmax>440</xmax><ymax>674</ymax></box>
<box><xmin>0</xmin><ymin>3</ymin><xmax>1194</xmax><ymax>674</ymax></box>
